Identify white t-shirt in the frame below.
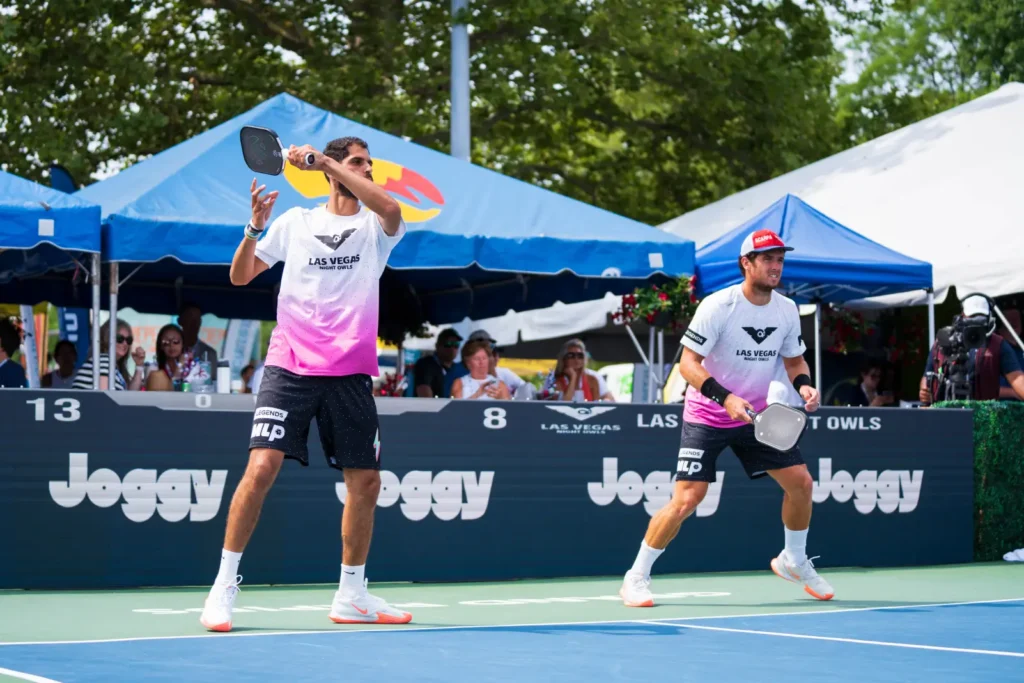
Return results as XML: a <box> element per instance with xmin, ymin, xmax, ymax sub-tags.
<box><xmin>457</xmin><ymin>374</ymin><xmax>500</xmax><ymax>399</ymax></box>
<box><xmin>495</xmin><ymin>366</ymin><xmax>525</xmax><ymax>395</ymax></box>
<box><xmin>255</xmin><ymin>206</ymin><xmax>405</xmax><ymax>377</ymax></box>
<box><xmin>681</xmin><ymin>285</ymin><xmax>805</xmax><ymax>428</ymax></box>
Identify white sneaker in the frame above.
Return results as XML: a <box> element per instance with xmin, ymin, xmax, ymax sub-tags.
<box><xmin>771</xmin><ymin>551</ymin><xmax>834</xmax><ymax>600</ymax></box>
<box><xmin>619</xmin><ymin>571</ymin><xmax>655</xmax><ymax>607</ymax></box>
<box><xmin>200</xmin><ymin>576</ymin><xmax>242</xmax><ymax>632</ymax></box>
<box><xmin>329</xmin><ymin>581</ymin><xmax>412</xmax><ymax>624</ymax></box>
<box><xmin>1004</xmin><ymin>548</ymin><xmax>1024</xmax><ymax>562</ymax></box>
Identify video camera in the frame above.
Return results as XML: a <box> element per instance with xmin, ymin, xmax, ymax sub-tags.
<box><xmin>928</xmin><ymin>293</ymin><xmax>996</xmax><ymax>402</ymax></box>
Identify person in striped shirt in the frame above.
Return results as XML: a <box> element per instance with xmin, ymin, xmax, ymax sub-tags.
<box><xmin>71</xmin><ymin>319</ymin><xmax>145</xmax><ymax>391</ymax></box>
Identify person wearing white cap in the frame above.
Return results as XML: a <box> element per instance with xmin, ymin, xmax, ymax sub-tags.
<box><xmin>620</xmin><ymin>228</ymin><xmax>834</xmax><ymax>608</ymax></box>
<box><xmin>919</xmin><ymin>294</ymin><xmax>1024</xmax><ymax>404</ymax></box>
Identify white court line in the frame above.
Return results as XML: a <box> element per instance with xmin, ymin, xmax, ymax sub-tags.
<box><xmin>0</xmin><ymin>597</ymin><xmax>1020</xmax><ymax>647</ymax></box>
<box><xmin>641</xmin><ymin>622</ymin><xmax>1024</xmax><ymax>658</ymax></box>
<box><xmin>645</xmin><ymin>596</ymin><xmax>1024</xmax><ymax>624</ymax></box>
<box><xmin>0</xmin><ymin>667</ymin><xmax>62</xmax><ymax>683</ymax></box>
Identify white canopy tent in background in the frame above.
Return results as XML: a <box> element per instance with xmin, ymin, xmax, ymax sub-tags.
<box><xmin>659</xmin><ymin>82</ymin><xmax>1024</xmax><ymax>310</ymax></box>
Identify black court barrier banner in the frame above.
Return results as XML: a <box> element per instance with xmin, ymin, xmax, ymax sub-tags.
<box><xmin>0</xmin><ymin>390</ymin><xmax>974</xmax><ymax>589</ymax></box>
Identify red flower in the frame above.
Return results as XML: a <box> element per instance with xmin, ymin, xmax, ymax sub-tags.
<box><xmin>658</xmin><ymin>292</ymin><xmax>669</xmax><ymax>301</ymax></box>
<box><xmin>646</xmin><ymin>313</ymin><xmax>655</xmax><ymax>323</ymax></box>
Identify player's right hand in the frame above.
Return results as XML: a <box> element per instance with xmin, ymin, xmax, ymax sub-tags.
<box><xmin>724</xmin><ymin>394</ymin><xmax>754</xmax><ymax>423</ymax></box>
<box><xmin>250</xmin><ymin>178</ymin><xmax>279</xmax><ymax>231</ymax></box>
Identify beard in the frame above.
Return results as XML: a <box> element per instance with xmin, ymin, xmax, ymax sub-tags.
<box><xmin>334</xmin><ymin>172</ymin><xmax>374</xmax><ymax>199</ymax></box>
<box><xmin>751</xmin><ymin>275</ymin><xmax>780</xmax><ymax>293</ymax></box>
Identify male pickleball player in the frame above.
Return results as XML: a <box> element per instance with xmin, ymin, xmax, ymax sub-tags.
<box><xmin>619</xmin><ymin>229</ymin><xmax>834</xmax><ymax>607</ymax></box>
<box><xmin>200</xmin><ymin>137</ymin><xmax>412</xmax><ymax>631</ymax></box>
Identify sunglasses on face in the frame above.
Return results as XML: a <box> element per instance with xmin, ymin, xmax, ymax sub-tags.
<box><xmin>442</xmin><ymin>340</ymin><xmax>461</xmax><ymax>348</ymax></box>
<box><xmin>564</xmin><ymin>352</ymin><xmax>585</xmax><ymax>360</ymax></box>
<box><xmin>116</xmin><ymin>334</ymin><xmax>133</xmax><ymax>345</ymax></box>
<box><xmin>161</xmin><ymin>338</ymin><xmax>183</xmax><ymax>347</ymax></box>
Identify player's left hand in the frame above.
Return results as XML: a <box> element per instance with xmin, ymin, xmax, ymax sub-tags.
<box><xmin>799</xmin><ymin>385</ymin><xmax>820</xmax><ymax>413</ymax></box>
<box><xmin>287</xmin><ymin>144</ymin><xmax>325</xmax><ymax>171</ymax></box>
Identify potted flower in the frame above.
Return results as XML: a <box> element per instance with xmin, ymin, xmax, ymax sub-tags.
<box><xmin>613</xmin><ymin>277</ymin><xmax>700</xmax><ymax>331</ymax></box>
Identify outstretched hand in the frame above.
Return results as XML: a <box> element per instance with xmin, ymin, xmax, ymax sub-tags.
<box><xmin>250</xmin><ymin>178</ymin><xmax>279</xmax><ymax>230</ymax></box>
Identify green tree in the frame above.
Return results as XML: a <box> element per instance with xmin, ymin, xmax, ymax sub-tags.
<box><xmin>836</xmin><ymin>0</ymin><xmax>1024</xmax><ymax>146</ymax></box>
<box><xmin>1</xmin><ymin>0</ymin><xmax>853</xmax><ymax>225</ymax></box>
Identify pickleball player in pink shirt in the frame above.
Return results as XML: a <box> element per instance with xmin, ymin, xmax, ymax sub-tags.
<box><xmin>200</xmin><ymin>137</ymin><xmax>412</xmax><ymax>632</ymax></box>
<box><xmin>617</xmin><ymin>230</ymin><xmax>834</xmax><ymax>607</ymax></box>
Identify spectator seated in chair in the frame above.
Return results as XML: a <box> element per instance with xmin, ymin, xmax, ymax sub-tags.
<box><xmin>826</xmin><ymin>359</ymin><xmax>894</xmax><ymax>407</ymax></box>
<box><xmin>450</xmin><ymin>340</ymin><xmax>511</xmax><ymax>400</ymax></box>
<box><xmin>72</xmin><ymin>319</ymin><xmax>145</xmax><ymax>391</ymax></box>
<box><xmin>0</xmin><ymin>317</ymin><xmax>27</xmax><ymax>388</ymax></box>
<box><xmin>543</xmin><ymin>338</ymin><xmax>602</xmax><ymax>402</ymax></box>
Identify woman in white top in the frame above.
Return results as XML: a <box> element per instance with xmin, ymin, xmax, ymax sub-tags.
<box><xmin>450</xmin><ymin>340</ymin><xmax>511</xmax><ymax>400</ymax></box>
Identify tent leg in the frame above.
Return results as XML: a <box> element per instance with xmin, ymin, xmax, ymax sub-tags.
<box><xmin>927</xmin><ymin>290</ymin><xmax>935</xmax><ymax>351</ymax></box>
<box><xmin>91</xmin><ymin>254</ymin><xmax>101</xmax><ymax>390</ymax></box>
<box><xmin>814</xmin><ymin>303</ymin><xmax>822</xmax><ymax>392</ymax></box>
<box><xmin>657</xmin><ymin>329</ymin><xmax>665</xmax><ymax>404</ymax></box>
<box><xmin>108</xmin><ymin>263</ymin><xmax>119</xmax><ymax>389</ymax></box>
<box><xmin>647</xmin><ymin>327</ymin><xmax>656</xmax><ymax>403</ymax></box>
<box><xmin>19</xmin><ymin>304</ymin><xmax>40</xmax><ymax>389</ymax></box>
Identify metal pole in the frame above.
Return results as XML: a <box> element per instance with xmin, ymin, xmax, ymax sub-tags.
<box><xmin>450</xmin><ymin>0</ymin><xmax>471</xmax><ymax>161</ymax></box>
<box><xmin>814</xmin><ymin>303</ymin><xmax>823</xmax><ymax>392</ymax></box>
<box><xmin>91</xmin><ymin>254</ymin><xmax>101</xmax><ymax>390</ymax></box>
<box><xmin>927</xmin><ymin>290</ymin><xmax>936</xmax><ymax>351</ymax></box>
<box><xmin>993</xmin><ymin>302</ymin><xmax>1024</xmax><ymax>350</ymax></box>
<box><xmin>108</xmin><ymin>263</ymin><xmax>119</xmax><ymax>390</ymax></box>
<box><xmin>647</xmin><ymin>327</ymin><xmax>655</xmax><ymax>403</ymax></box>
<box><xmin>657</xmin><ymin>329</ymin><xmax>665</xmax><ymax>403</ymax></box>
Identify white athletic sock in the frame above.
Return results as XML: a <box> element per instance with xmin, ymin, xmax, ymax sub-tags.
<box><xmin>214</xmin><ymin>549</ymin><xmax>242</xmax><ymax>587</ymax></box>
<box><xmin>630</xmin><ymin>542</ymin><xmax>665</xmax><ymax>579</ymax></box>
<box><xmin>340</xmin><ymin>564</ymin><xmax>366</xmax><ymax>597</ymax></box>
<box><xmin>785</xmin><ymin>527</ymin><xmax>808</xmax><ymax>565</ymax></box>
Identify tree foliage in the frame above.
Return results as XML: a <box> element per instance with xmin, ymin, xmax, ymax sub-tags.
<box><xmin>1</xmin><ymin>0</ymin><xmax>858</xmax><ymax>225</ymax></box>
<box><xmin>837</xmin><ymin>0</ymin><xmax>1024</xmax><ymax>145</ymax></box>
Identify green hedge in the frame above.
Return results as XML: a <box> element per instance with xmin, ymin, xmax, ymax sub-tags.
<box><xmin>935</xmin><ymin>401</ymin><xmax>1024</xmax><ymax>560</ymax></box>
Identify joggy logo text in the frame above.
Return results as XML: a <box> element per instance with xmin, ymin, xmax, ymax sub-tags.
<box><xmin>49</xmin><ymin>453</ymin><xmax>227</xmax><ymax>522</ymax></box>
<box><xmin>812</xmin><ymin>457</ymin><xmax>922</xmax><ymax>514</ymax></box>
<box><xmin>337</xmin><ymin>470</ymin><xmax>494</xmax><ymax>521</ymax></box>
<box><xmin>587</xmin><ymin>457</ymin><xmax>723</xmax><ymax>517</ymax></box>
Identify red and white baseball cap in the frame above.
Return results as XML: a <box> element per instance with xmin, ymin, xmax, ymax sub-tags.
<box><xmin>739</xmin><ymin>229</ymin><xmax>794</xmax><ymax>256</ymax></box>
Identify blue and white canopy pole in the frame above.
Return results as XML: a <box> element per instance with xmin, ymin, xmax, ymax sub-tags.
<box><xmin>108</xmin><ymin>264</ymin><xmax>119</xmax><ymax>389</ymax></box>
<box><xmin>91</xmin><ymin>254</ymin><xmax>101</xmax><ymax>390</ymax></box>
<box><xmin>451</xmin><ymin>0</ymin><xmax>471</xmax><ymax>161</ymax></box>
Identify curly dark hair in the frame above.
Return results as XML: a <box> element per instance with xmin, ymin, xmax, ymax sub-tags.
<box><xmin>0</xmin><ymin>317</ymin><xmax>21</xmax><ymax>357</ymax></box>
<box><xmin>322</xmin><ymin>136</ymin><xmax>370</xmax><ymax>198</ymax></box>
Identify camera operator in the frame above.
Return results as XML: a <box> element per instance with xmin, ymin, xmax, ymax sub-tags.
<box><xmin>919</xmin><ymin>296</ymin><xmax>1024</xmax><ymax>405</ymax></box>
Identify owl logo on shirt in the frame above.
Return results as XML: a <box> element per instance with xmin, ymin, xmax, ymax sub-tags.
<box><xmin>742</xmin><ymin>327</ymin><xmax>777</xmax><ymax>345</ymax></box>
<box><xmin>315</xmin><ymin>228</ymin><xmax>358</xmax><ymax>250</ymax></box>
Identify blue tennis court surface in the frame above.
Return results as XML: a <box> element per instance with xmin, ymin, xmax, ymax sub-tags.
<box><xmin>2</xmin><ymin>598</ymin><xmax>1021</xmax><ymax>682</ymax></box>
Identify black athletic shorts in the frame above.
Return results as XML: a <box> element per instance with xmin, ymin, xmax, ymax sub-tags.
<box><xmin>676</xmin><ymin>420</ymin><xmax>804</xmax><ymax>483</ymax></box>
<box><xmin>249</xmin><ymin>365</ymin><xmax>380</xmax><ymax>471</ymax></box>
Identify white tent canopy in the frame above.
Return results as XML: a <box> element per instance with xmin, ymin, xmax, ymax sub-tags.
<box><xmin>659</xmin><ymin>82</ymin><xmax>1024</xmax><ymax>308</ymax></box>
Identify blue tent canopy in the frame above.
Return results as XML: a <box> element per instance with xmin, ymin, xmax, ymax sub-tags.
<box><xmin>76</xmin><ymin>93</ymin><xmax>694</xmax><ymax>323</ymax></box>
<box><xmin>695</xmin><ymin>195</ymin><xmax>933</xmax><ymax>302</ymax></box>
<box><xmin>0</xmin><ymin>171</ymin><xmax>100</xmax><ymax>307</ymax></box>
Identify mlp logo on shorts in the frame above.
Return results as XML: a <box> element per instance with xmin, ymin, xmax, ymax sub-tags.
<box><xmin>284</xmin><ymin>157</ymin><xmax>445</xmax><ymax>224</ymax></box>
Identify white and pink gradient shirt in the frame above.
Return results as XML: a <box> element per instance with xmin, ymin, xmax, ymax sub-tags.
<box><xmin>681</xmin><ymin>285</ymin><xmax>806</xmax><ymax>428</ymax></box>
<box><xmin>255</xmin><ymin>205</ymin><xmax>405</xmax><ymax>377</ymax></box>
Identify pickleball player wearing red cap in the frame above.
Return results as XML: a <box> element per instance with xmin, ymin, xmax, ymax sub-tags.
<box><xmin>618</xmin><ymin>229</ymin><xmax>834</xmax><ymax>607</ymax></box>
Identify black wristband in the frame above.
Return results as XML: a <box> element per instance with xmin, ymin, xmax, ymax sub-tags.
<box><xmin>700</xmin><ymin>377</ymin><xmax>731</xmax><ymax>406</ymax></box>
<box><xmin>792</xmin><ymin>374</ymin><xmax>812</xmax><ymax>391</ymax></box>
